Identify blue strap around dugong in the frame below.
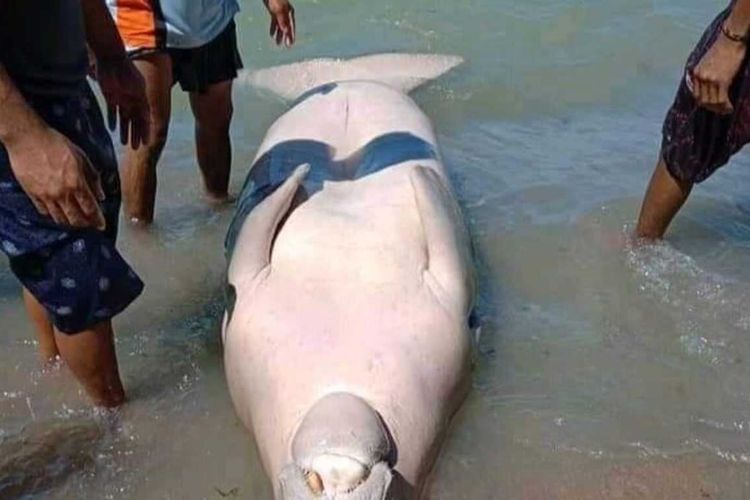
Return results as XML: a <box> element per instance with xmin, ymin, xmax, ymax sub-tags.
<box><xmin>225</xmin><ymin>131</ymin><xmax>438</xmax><ymax>260</ymax></box>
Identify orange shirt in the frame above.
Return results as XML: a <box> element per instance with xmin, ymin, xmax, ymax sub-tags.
<box><xmin>106</xmin><ymin>0</ymin><xmax>239</xmax><ymax>51</ymax></box>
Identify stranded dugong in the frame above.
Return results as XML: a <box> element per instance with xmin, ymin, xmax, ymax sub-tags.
<box><xmin>223</xmin><ymin>53</ymin><xmax>476</xmax><ymax>499</ymax></box>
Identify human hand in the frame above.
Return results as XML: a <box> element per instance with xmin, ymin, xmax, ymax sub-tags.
<box><xmin>96</xmin><ymin>58</ymin><xmax>151</xmax><ymax>148</ymax></box>
<box><xmin>264</xmin><ymin>0</ymin><xmax>296</xmax><ymax>47</ymax></box>
<box><xmin>5</xmin><ymin>127</ymin><xmax>106</xmax><ymax>230</ymax></box>
<box><xmin>688</xmin><ymin>28</ymin><xmax>747</xmax><ymax>115</ymax></box>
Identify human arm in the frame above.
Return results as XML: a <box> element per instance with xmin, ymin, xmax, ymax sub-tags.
<box><xmin>689</xmin><ymin>0</ymin><xmax>750</xmax><ymax>114</ymax></box>
<box><xmin>80</xmin><ymin>0</ymin><xmax>150</xmax><ymax>148</ymax></box>
<box><xmin>264</xmin><ymin>0</ymin><xmax>296</xmax><ymax>47</ymax></box>
<box><xmin>0</xmin><ymin>63</ymin><xmax>106</xmax><ymax>229</ymax></box>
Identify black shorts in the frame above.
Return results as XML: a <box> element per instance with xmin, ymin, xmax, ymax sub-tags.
<box><xmin>169</xmin><ymin>20</ymin><xmax>243</xmax><ymax>93</ymax></box>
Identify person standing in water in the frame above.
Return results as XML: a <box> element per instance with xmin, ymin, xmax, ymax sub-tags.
<box><xmin>637</xmin><ymin>0</ymin><xmax>750</xmax><ymax>239</ymax></box>
<box><xmin>0</xmin><ymin>0</ymin><xmax>150</xmax><ymax>407</ymax></box>
<box><xmin>106</xmin><ymin>0</ymin><xmax>297</xmax><ymax>224</ymax></box>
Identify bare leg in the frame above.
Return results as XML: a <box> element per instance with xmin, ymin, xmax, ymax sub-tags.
<box><xmin>189</xmin><ymin>80</ymin><xmax>234</xmax><ymax>201</ymax></box>
<box><xmin>22</xmin><ymin>288</ymin><xmax>59</xmax><ymax>363</ymax></box>
<box><xmin>121</xmin><ymin>53</ymin><xmax>173</xmax><ymax>224</ymax></box>
<box><xmin>23</xmin><ymin>290</ymin><xmax>125</xmax><ymax>407</ymax></box>
<box><xmin>54</xmin><ymin>321</ymin><xmax>125</xmax><ymax>408</ymax></box>
<box><xmin>636</xmin><ymin>158</ymin><xmax>693</xmax><ymax>239</ymax></box>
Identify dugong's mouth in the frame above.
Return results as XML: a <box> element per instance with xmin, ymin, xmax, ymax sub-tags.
<box><xmin>280</xmin><ymin>460</ymin><xmax>393</xmax><ymax>499</ymax></box>
<box><xmin>278</xmin><ymin>393</ymin><xmax>396</xmax><ymax>499</ymax></box>
<box><xmin>304</xmin><ymin>454</ymin><xmax>369</xmax><ymax>494</ymax></box>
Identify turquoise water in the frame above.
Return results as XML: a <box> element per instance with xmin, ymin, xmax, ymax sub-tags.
<box><xmin>4</xmin><ymin>0</ymin><xmax>750</xmax><ymax>498</ymax></box>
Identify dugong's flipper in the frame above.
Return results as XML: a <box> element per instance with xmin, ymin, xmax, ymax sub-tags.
<box><xmin>409</xmin><ymin>166</ymin><xmax>475</xmax><ymax>319</ymax></box>
<box><xmin>223</xmin><ymin>163</ymin><xmax>310</xmax><ymax>342</ymax></box>
<box><xmin>279</xmin><ymin>393</ymin><xmax>397</xmax><ymax>499</ymax></box>
<box><xmin>0</xmin><ymin>420</ymin><xmax>104</xmax><ymax>497</ymax></box>
<box><xmin>227</xmin><ymin>163</ymin><xmax>310</xmax><ymax>288</ymax></box>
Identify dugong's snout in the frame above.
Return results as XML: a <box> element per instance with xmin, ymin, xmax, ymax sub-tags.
<box><xmin>278</xmin><ymin>393</ymin><xmax>397</xmax><ymax>499</ymax></box>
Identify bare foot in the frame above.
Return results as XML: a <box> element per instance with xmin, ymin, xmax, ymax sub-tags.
<box><xmin>126</xmin><ymin>215</ymin><xmax>154</xmax><ymax>227</ymax></box>
<box><xmin>204</xmin><ymin>191</ymin><xmax>237</xmax><ymax>206</ymax></box>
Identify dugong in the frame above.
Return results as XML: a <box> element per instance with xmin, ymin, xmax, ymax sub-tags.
<box><xmin>223</xmin><ymin>53</ymin><xmax>476</xmax><ymax>499</ymax></box>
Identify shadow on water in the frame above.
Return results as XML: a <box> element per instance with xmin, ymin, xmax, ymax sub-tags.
<box><xmin>0</xmin><ymin>420</ymin><xmax>104</xmax><ymax>498</ymax></box>
<box><xmin>122</xmin><ymin>295</ymin><xmax>225</xmax><ymax>404</ymax></box>
<box><xmin>0</xmin><ymin>294</ymin><xmax>229</xmax><ymax>499</ymax></box>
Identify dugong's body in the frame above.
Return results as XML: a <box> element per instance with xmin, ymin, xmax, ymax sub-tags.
<box><xmin>223</xmin><ymin>54</ymin><xmax>475</xmax><ymax>499</ymax></box>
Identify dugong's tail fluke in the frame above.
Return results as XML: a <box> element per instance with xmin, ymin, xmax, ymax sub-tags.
<box><xmin>279</xmin><ymin>393</ymin><xmax>396</xmax><ymax>499</ymax></box>
<box><xmin>238</xmin><ymin>53</ymin><xmax>464</xmax><ymax>101</ymax></box>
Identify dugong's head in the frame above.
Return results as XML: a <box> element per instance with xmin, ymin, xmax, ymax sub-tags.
<box><xmin>278</xmin><ymin>393</ymin><xmax>398</xmax><ymax>499</ymax></box>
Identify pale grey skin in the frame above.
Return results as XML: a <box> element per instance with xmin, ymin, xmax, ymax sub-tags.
<box><xmin>223</xmin><ymin>61</ymin><xmax>474</xmax><ymax>499</ymax></box>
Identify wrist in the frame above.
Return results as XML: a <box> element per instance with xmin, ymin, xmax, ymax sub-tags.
<box><xmin>0</xmin><ymin>100</ymin><xmax>49</xmax><ymax>150</ymax></box>
<box><xmin>723</xmin><ymin>16</ymin><xmax>750</xmax><ymax>43</ymax></box>
<box><xmin>2</xmin><ymin>121</ymin><xmax>51</xmax><ymax>152</ymax></box>
<box><xmin>0</xmin><ymin>64</ymin><xmax>53</xmax><ymax>148</ymax></box>
<box><xmin>720</xmin><ymin>22</ymin><xmax>750</xmax><ymax>48</ymax></box>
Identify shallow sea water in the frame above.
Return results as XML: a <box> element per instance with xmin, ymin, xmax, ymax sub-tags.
<box><xmin>4</xmin><ymin>0</ymin><xmax>750</xmax><ymax>498</ymax></box>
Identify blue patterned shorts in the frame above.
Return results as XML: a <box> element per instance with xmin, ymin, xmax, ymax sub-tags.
<box><xmin>0</xmin><ymin>84</ymin><xmax>144</xmax><ymax>334</ymax></box>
